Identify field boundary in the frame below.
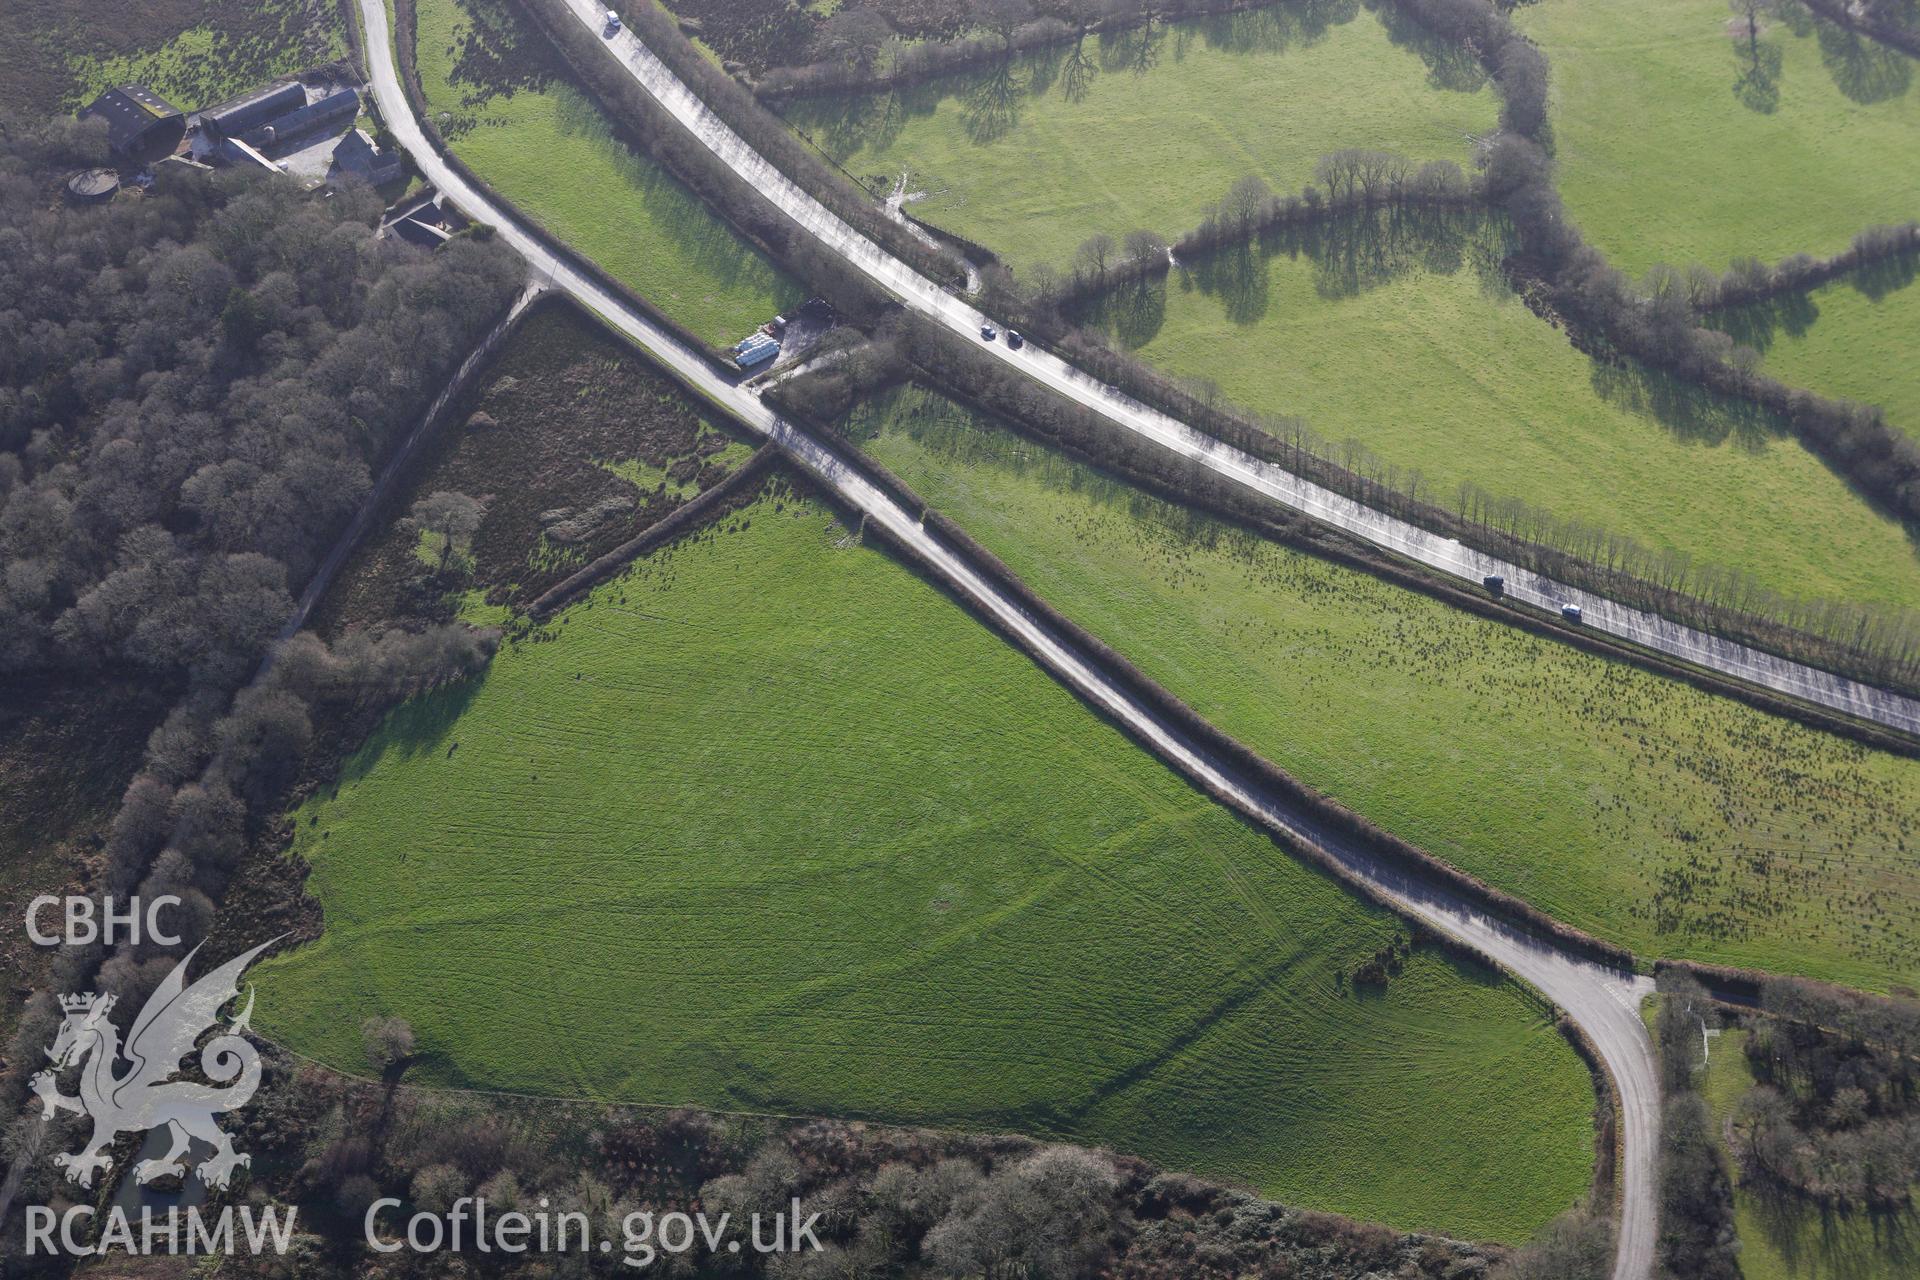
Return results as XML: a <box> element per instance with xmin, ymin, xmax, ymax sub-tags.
<box><xmin>865</xmin><ymin>335</ymin><xmax>1920</xmax><ymax>758</ymax></box>
<box><xmin>389</xmin><ymin>0</ymin><xmax>761</xmax><ymax>370</ymax></box>
<box><xmin>526</xmin><ymin>441</ymin><xmax>781</xmax><ymax>616</ymax></box>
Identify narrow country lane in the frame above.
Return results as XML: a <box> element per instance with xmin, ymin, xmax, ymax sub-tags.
<box><xmin>354</xmin><ymin>3</ymin><xmax>1660</xmax><ymax>1276</ymax></box>
<box><xmin>555</xmin><ymin>0</ymin><xmax>1920</xmax><ymax>738</ymax></box>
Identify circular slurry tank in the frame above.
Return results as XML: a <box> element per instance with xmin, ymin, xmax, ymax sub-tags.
<box><xmin>66</xmin><ymin>168</ymin><xmax>120</xmax><ymax>204</ymax></box>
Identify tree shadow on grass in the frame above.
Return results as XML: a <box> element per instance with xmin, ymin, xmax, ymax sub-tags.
<box><xmin>1079</xmin><ymin>273</ymin><xmax>1169</xmax><ymax>348</ymax></box>
<box><xmin>550</xmin><ymin>84</ymin><xmax>803</xmax><ymax>317</ymax></box>
<box><xmin>1742</xmin><ymin>1187</ymin><xmax>1919</xmax><ymax>1280</ymax></box>
<box><xmin>1361</xmin><ymin>0</ymin><xmax>1490</xmax><ymax>93</ymax></box>
<box><xmin>332</xmin><ymin>673</ymin><xmax>489</xmax><ymax>793</ymax></box>
<box><xmin>1590</xmin><ymin>360</ymin><xmax>1782</xmax><ymax>451</ymax></box>
<box><xmin>1852</xmin><ymin>247</ymin><xmax>1920</xmax><ymax>301</ymax></box>
<box><xmin>1730</xmin><ymin>38</ymin><xmax>1785</xmax><ymax>113</ymax></box>
<box><xmin>448</xmin><ymin>0</ymin><xmax>563</xmax><ymax>108</ymax></box>
<box><xmin>1710</xmin><ymin>288</ymin><xmax>1820</xmax><ymax>353</ymax></box>
<box><xmin>1814</xmin><ymin>14</ymin><xmax>1913</xmax><ymax>104</ymax></box>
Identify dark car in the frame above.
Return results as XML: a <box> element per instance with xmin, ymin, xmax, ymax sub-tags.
<box><xmin>980</xmin><ymin>324</ymin><xmax>997</xmax><ymax>341</ymax></box>
<box><xmin>1482</xmin><ymin>574</ymin><xmax>1504</xmax><ymax>596</ymax></box>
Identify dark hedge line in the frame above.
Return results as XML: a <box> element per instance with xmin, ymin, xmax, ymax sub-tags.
<box><xmin>865</xmin><ymin>318</ymin><xmax>1920</xmax><ymax>756</ymax></box>
<box><xmin>1696</xmin><ymin>223</ymin><xmax>1920</xmax><ymax>312</ymax></box>
<box><xmin>755</xmin><ymin>0</ymin><xmax>1296</xmax><ymax>100</ymax></box>
<box><xmin>1799</xmin><ymin>0</ymin><xmax>1920</xmax><ymax>57</ymax></box>
<box><xmin>770</xmin><ymin>348</ymin><xmax>1643</xmax><ymax>972</ymax></box>
<box><xmin>598</xmin><ymin>0</ymin><xmax>969</xmax><ymax>286</ymax></box>
<box><xmin>527</xmin><ymin>442</ymin><xmax>781</xmax><ymax>617</ymax></box>
<box><xmin>390</xmin><ymin>0</ymin><xmax>759</xmax><ymax>374</ymax></box>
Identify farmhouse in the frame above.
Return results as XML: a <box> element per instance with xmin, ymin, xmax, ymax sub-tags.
<box><xmin>79</xmin><ymin>85</ymin><xmax>185</xmax><ymax>159</ymax></box>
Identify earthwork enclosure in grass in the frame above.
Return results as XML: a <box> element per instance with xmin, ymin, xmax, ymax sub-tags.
<box><xmin>1516</xmin><ymin>0</ymin><xmax>1920</xmax><ymax>277</ymax></box>
<box><xmin>774</xmin><ymin>1</ymin><xmax>1500</xmax><ymax>273</ymax></box>
<box><xmin>414</xmin><ymin>0</ymin><xmax>802</xmax><ymax>345</ymax></box>
<box><xmin>1076</xmin><ymin>208</ymin><xmax>1920</xmax><ymax>612</ymax></box>
<box><xmin>1711</xmin><ymin>251</ymin><xmax>1920</xmax><ymax>448</ymax></box>
<box><xmin>852</xmin><ymin>386</ymin><xmax>1920</xmax><ymax>993</ymax></box>
<box><xmin>258</xmin><ymin>321</ymin><xmax>1596</xmax><ymax>1239</ymax></box>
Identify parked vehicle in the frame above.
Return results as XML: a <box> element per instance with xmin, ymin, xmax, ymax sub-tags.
<box><xmin>1561</xmin><ymin>604</ymin><xmax>1583</xmax><ymax>623</ymax></box>
<box><xmin>1006</xmin><ymin>330</ymin><xmax>1024</xmax><ymax>349</ymax></box>
<box><xmin>1482</xmin><ymin>574</ymin><xmax>1504</xmax><ymax>596</ymax></box>
<box><xmin>604</xmin><ymin>9</ymin><xmax>621</xmax><ymax>33</ymax></box>
<box><xmin>980</xmin><ymin>324</ymin><xmax>997</xmax><ymax>341</ymax></box>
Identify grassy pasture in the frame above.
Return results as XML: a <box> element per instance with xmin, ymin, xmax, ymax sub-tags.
<box><xmin>1700</xmin><ymin>1030</ymin><xmax>1917</xmax><ymax>1280</ymax></box>
<box><xmin>775</xmin><ymin>2</ymin><xmax>1499</xmax><ymax>273</ymax></box>
<box><xmin>1712</xmin><ymin>253</ymin><xmax>1920</xmax><ymax>447</ymax></box>
<box><xmin>1516</xmin><ymin>0</ymin><xmax>1920</xmax><ymax>278</ymax></box>
<box><xmin>414</xmin><ymin>0</ymin><xmax>801</xmax><ymax>345</ymax></box>
<box><xmin>258</xmin><ymin>481</ymin><xmax>1595</xmax><ymax>1242</ymax></box>
<box><xmin>1078</xmin><ymin>209</ymin><xmax>1920</xmax><ymax>612</ymax></box>
<box><xmin>853</xmin><ymin>386</ymin><xmax>1920</xmax><ymax>992</ymax></box>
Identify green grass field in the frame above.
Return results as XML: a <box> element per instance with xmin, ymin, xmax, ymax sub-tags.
<box><xmin>1516</xmin><ymin>0</ymin><xmax>1920</xmax><ymax>278</ymax></box>
<box><xmin>1700</xmin><ymin>1030</ymin><xmax>1917</xmax><ymax>1280</ymax></box>
<box><xmin>1712</xmin><ymin>254</ymin><xmax>1920</xmax><ymax>447</ymax></box>
<box><xmin>1080</xmin><ymin>210</ymin><xmax>1920</xmax><ymax>612</ymax></box>
<box><xmin>258</xmin><ymin>479</ymin><xmax>1594</xmax><ymax>1242</ymax></box>
<box><xmin>854</xmin><ymin>386</ymin><xmax>1920</xmax><ymax>992</ymax></box>
<box><xmin>776</xmin><ymin>4</ymin><xmax>1499</xmax><ymax>272</ymax></box>
<box><xmin>414</xmin><ymin>0</ymin><xmax>801</xmax><ymax>345</ymax></box>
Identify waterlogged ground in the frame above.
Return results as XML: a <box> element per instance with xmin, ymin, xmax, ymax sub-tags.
<box><xmin>258</xmin><ymin>479</ymin><xmax>1594</xmax><ymax>1242</ymax></box>
<box><xmin>1077</xmin><ymin>207</ymin><xmax>1920</xmax><ymax>612</ymax></box>
<box><xmin>855</xmin><ymin>386</ymin><xmax>1920</xmax><ymax>992</ymax></box>
<box><xmin>777</xmin><ymin>2</ymin><xmax>1498</xmax><ymax>272</ymax></box>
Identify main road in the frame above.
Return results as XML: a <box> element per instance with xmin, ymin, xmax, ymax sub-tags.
<box><xmin>356</xmin><ymin>2</ymin><xmax>1659</xmax><ymax>1276</ymax></box>
<box><xmin>553</xmin><ymin>0</ymin><xmax>1920</xmax><ymax>738</ymax></box>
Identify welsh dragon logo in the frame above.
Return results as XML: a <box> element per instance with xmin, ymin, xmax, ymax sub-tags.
<box><xmin>30</xmin><ymin>939</ymin><xmax>278</xmax><ymax>1191</ymax></box>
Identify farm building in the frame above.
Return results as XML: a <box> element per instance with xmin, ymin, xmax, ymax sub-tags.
<box><xmin>241</xmin><ymin>89</ymin><xmax>359</xmax><ymax>154</ymax></box>
<box><xmin>79</xmin><ymin>85</ymin><xmax>185</xmax><ymax>159</ymax></box>
<box><xmin>734</xmin><ymin>333</ymin><xmax>781</xmax><ymax>368</ymax></box>
<box><xmin>331</xmin><ymin>129</ymin><xmax>403</xmax><ymax>186</ymax></box>
<box><xmin>198</xmin><ymin>81</ymin><xmax>306</xmax><ymax>139</ymax></box>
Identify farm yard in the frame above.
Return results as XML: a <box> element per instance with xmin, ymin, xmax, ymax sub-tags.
<box><xmin>413</xmin><ymin>0</ymin><xmax>802</xmax><ymax>344</ymax></box>
<box><xmin>1515</xmin><ymin>0</ymin><xmax>1920</xmax><ymax>277</ymax></box>
<box><xmin>774</xmin><ymin>4</ymin><xmax>1499</xmax><ymax>273</ymax></box>
<box><xmin>1711</xmin><ymin>252</ymin><xmax>1920</xmax><ymax>447</ymax></box>
<box><xmin>256</xmin><ymin>476</ymin><xmax>1596</xmax><ymax>1244</ymax></box>
<box><xmin>1077</xmin><ymin>208</ymin><xmax>1920</xmax><ymax>613</ymax></box>
<box><xmin>853</xmin><ymin>386</ymin><xmax>1920</xmax><ymax>994</ymax></box>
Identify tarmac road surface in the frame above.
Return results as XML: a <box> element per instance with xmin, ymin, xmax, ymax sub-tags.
<box><xmin>358</xmin><ymin>3</ymin><xmax>1660</xmax><ymax>1274</ymax></box>
<box><xmin>557</xmin><ymin>0</ymin><xmax>1920</xmax><ymax>740</ymax></box>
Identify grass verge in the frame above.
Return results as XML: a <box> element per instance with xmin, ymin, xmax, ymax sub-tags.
<box><xmin>257</xmin><ymin>474</ymin><xmax>1594</xmax><ymax>1242</ymax></box>
<box><xmin>1077</xmin><ymin>208</ymin><xmax>1920</xmax><ymax>612</ymax></box>
<box><xmin>414</xmin><ymin>0</ymin><xmax>802</xmax><ymax>345</ymax></box>
<box><xmin>854</xmin><ymin>384</ymin><xmax>1920</xmax><ymax>992</ymax></box>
